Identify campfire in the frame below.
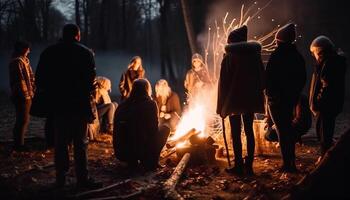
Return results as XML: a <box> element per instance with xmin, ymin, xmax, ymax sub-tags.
<box><xmin>164</xmin><ymin>97</ymin><xmax>220</xmax><ymax>164</ymax></box>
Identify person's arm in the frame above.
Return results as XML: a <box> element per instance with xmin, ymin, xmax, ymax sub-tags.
<box><xmin>265</xmin><ymin>53</ymin><xmax>281</xmax><ymax>100</ymax></box>
<box><xmin>119</xmin><ymin>72</ymin><xmax>127</xmax><ymax>97</ymax></box>
<box><xmin>216</xmin><ymin>55</ymin><xmax>229</xmax><ymax>117</ymax></box>
<box><xmin>9</xmin><ymin>59</ymin><xmax>29</xmax><ymax>99</ymax></box>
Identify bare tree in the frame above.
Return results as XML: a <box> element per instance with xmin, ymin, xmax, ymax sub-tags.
<box><xmin>180</xmin><ymin>0</ymin><xmax>197</xmax><ymax>54</ymax></box>
<box><xmin>75</xmin><ymin>0</ymin><xmax>81</xmax><ymax>27</ymax></box>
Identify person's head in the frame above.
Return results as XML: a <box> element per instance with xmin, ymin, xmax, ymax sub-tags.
<box><xmin>310</xmin><ymin>35</ymin><xmax>336</xmax><ymax>63</ymax></box>
<box><xmin>96</xmin><ymin>76</ymin><xmax>112</xmax><ymax>92</ymax></box>
<box><xmin>13</xmin><ymin>41</ymin><xmax>30</xmax><ymax>57</ymax></box>
<box><xmin>129</xmin><ymin>78</ymin><xmax>152</xmax><ymax>98</ymax></box>
<box><xmin>227</xmin><ymin>25</ymin><xmax>248</xmax><ymax>44</ymax></box>
<box><xmin>155</xmin><ymin>79</ymin><xmax>172</xmax><ymax>98</ymax></box>
<box><xmin>63</xmin><ymin>24</ymin><xmax>80</xmax><ymax>41</ymax></box>
<box><xmin>191</xmin><ymin>53</ymin><xmax>204</xmax><ymax>72</ymax></box>
<box><xmin>275</xmin><ymin>23</ymin><xmax>296</xmax><ymax>45</ymax></box>
<box><xmin>128</xmin><ymin>56</ymin><xmax>143</xmax><ymax>71</ymax></box>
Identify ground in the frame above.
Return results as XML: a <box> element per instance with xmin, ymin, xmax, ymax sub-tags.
<box><xmin>1</xmin><ymin>92</ymin><xmax>349</xmax><ymax>200</ymax></box>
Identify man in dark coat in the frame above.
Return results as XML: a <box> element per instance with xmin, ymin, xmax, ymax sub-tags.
<box><xmin>154</xmin><ymin>79</ymin><xmax>181</xmax><ymax>132</ymax></box>
<box><xmin>8</xmin><ymin>41</ymin><xmax>35</xmax><ymax>151</ymax></box>
<box><xmin>309</xmin><ymin>36</ymin><xmax>347</xmax><ymax>155</ymax></box>
<box><xmin>114</xmin><ymin>79</ymin><xmax>170</xmax><ymax>171</ymax></box>
<box><xmin>217</xmin><ymin>25</ymin><xmax>265</xmax><ymax>175</ymax></box>
<box><xmin>266</xmin><ymin>23</ymin><xmax>306</xmax><ymax>172</ymax></box>
<box><xmin>35</xmin><ymin>24</ymin><xmax>101</xmax><ymax>189</ymax></box>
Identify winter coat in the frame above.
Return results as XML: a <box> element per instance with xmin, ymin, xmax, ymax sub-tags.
<box><xmin>217</xmin><ymin>42</ymin><xmax>265</xmax><ymax>117</ymax></box>
<box><xmin>266</xmin><ymin>43</ymin><xmax>306</xmax><ymax>107</ymax></box>
<box><xmin>9</xmin><ymin>56</ymin><xmax>35</xmax><ymax>100</ymax></box>
<box><xmin>154</xmin><ymin>91</ymin><xmax>181</xmax><ymax>131</ymax></box>
<box><xmin>34</xmin><ymin>40</ymin><xmax>96</xmax><ymax>121</ymax></box>
<box><xmin>113</xmin><ymin>95</ymin><xmax>159</xmax><ymax>162</ymax></box>
<box><xmin>309</xmin><ymin>53</ymin><xmax>347</xmax><ymax>115</ymax></box>
<box><xmin>184</xmin><ymin>68</ymin><xmax>212</xmax><ymax>97</ymax></box>
<box><xmin>119</xmin><ymin>68</ymin><xmax>145</xmax><ymax>100</ymax></box>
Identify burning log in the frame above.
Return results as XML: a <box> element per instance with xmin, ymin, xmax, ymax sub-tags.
<box><xmin>166</xmin><ymin>128</ymin><xmax>198</xmax><ymax>149</ymax></box>
<box><xmin>163</xmin><ymin>153</ymin><xmax>191</xmax><ymax>200</ymax></box>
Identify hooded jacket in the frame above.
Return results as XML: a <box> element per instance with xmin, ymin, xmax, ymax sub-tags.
<box><xmin>217</xmin><ymin>41</ymin><xmax>265</xmax><ymax>117</ymax></box>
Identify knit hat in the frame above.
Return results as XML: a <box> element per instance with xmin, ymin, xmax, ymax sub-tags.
<box><xmin>310</xmin><ymin>35</ymin><xmax>335</xmax><ymax>52</ymax></box>
<box><xmin>192</xmin><ymin>53</ymin><xmax>204</xmax><ymax>63</ymax></box>
<box><xmin>275</xmin><ymin>23</ymin><xmax>296</xmax><ymax>44</ymax></box>
<box><xmin>227</xmin><ymin>25</ymin><xmax>248</xmax><ymax>44</ymax></box>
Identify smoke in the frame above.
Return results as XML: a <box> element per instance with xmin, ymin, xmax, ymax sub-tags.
<box><xmin>0</xmin><ymin>47</ymin><xmax>161</xmax><ymax>97</ymax></box>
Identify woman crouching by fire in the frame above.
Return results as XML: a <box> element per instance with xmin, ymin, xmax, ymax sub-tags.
<box><xmin>154</xmin><ymin>79</ymin><xmax>182</xmax><ymax>132</ymax></box>
<box><xmin>113</xmin><ymin>78</ymin><xmax>170</xmax><ymax>171</ymax></box>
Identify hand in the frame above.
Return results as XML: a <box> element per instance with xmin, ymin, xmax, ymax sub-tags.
<box><xmin>160</xmin><ymin>112</ymin><xmax>165</xmax><ymax>118</ymax></box>
<box><xmin>164</xmin><ymin>113</ymin><xmax>171</xmax><ymax>120</ymax></box>
<box><xmin>161</xmin><ymin>105</ymin><xmax>166</xmax><ymax>112</ymax></box>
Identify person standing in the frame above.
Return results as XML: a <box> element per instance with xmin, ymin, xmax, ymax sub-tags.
<box><xmin>266</xmin><ymin>23</ymin><xmax>306</xmax><ymax>172</ymax></box>
<box><xmin>217</xmin><ymin>25</ymin><xmax>265</xmax><ymax>175</ymax></box>
<box><xmin>184</xmin><ymin>53</ymin><xmax>212</xmax><ymax>102</ymax></box>
<box><xmin>8</xmin><ymin>41</ymin><xmax>35</xmax><ymax>151</ymax></box>
<box><xmin>309</xmin><ymin>36</ymin><xmax>347</xmax><ymax>155</ymax></box>
<box><xmin>35</xmin><ymin>24</ymin><xmax>101</xmax><ymax>189</ymax></box>
<box><xmin>119</xmin><ymin>56</ymin><xmax>145</xmax><ymax>101</ymax></box>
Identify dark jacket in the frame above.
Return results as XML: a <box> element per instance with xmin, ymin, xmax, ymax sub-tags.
<box><xmin>119</xmin><ymin>69</ymin><xmax>145</xmax><ymax>100</ymax></box>
<box><xmin>217</xmin><ymin>42</ymin><xmax>265</xmax><ymax>117</ymax></box>
<box><xmin>155</xmin><ymin>91</ymin><xmax>181</xmax><ymax>118</ymax></box>
<box><xmin>34</xmin><ymin>40</ymin><xmax>96</xmax><ymax>121</ymax></box>
<box><xmin>309</xmin><ymin>53</ymin><xmax>347</xmax><ymax>115</ymax></box>
<box><xmin>266</xmin><ymin>43</ymin><xmax>306</xmax><ymax>107</ymax></box>
<box><xmin>113</xmin><ymin>95</ymin><xmax>159</xmax><ymax>162</ymax></box>
<box><xmin>9</xmin><ymin>56</ymin><xmax>35</xmax><ymax>100</ymax></box>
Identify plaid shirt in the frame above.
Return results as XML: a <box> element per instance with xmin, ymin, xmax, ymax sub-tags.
<box><xmin>9</xmin><ymin>56</ymin><xmax>35</xmax><ymax>99</ymax></box>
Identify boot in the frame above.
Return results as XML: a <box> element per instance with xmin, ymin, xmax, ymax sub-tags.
<box><xmin>77</xmin><ymin>177</ymin><xmax>103</xmax><ymax>190</ymax></box>
<box><xmin>106</xmin><ymin>123</ymin><xmax>113</xmax><ymax>135</ymax></box>
<box><xmin>244</xmin><ymin>156</ymin><xmax>254</xmax><ymax>176</ymax></box>
<box><xmin>225</xmin><ymin>159</ymin><xmax>244</xmax><ymax>176</ymax></box>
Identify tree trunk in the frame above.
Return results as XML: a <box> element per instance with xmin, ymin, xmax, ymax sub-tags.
<box><xmin>75</xmin><ymin>0</ymin><xmax>81</xmax><ymax>27</ymax></box>
<box><xmin>82</xmin><ymin>0</ymin><xmax>90</xmax><ymax>43</ymax></box>
<box><xmin>180</xmin><ymin>0</ymin><xmax>197</xmax><ymax>54</ymax></box>
<box><xmin>121</xmin><ymin>0</ymin><xmax>127</xmax><ymax>49</ymax></box>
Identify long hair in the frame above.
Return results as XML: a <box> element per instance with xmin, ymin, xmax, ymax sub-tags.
<box><xmin>129</xmin><ymin>78</ymin><xmax>152</xmax><ymax>100</ymax></box>
<box><xmin>155</xmin><ymin>79</ymin><xmax>171</xmax><ymax>99</ymax></box>
<box><xmin>127</xmin><ymin>56</ymin><xmax>144</xmax><ymax>71</ymax></box>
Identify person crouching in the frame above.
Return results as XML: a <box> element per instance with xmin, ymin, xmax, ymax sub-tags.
<box><xmin>113</xmin><ymin>78</ymin><xmax>170</xmax><ymax>171</ymax></box>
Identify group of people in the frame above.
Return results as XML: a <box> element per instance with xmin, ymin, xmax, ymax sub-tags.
<box><xmin>217</xmin><ymin>23</ymin><xmax>347</xmax><ymax>175</ymax></box>
<box><xmin>8</xmin><ymin>21</ymin><xmax>346</xmax><ymax>189</ymax></box>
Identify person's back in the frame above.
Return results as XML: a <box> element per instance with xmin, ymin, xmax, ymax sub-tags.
<box><xmin>37</xmin><ymin>40</ymin><xmax>95</xmax><ymax>118</ymax></box>
<box><xmin>218</xmin><ymin>41</ymin><xmax>265</xmax><ymax>116</ymax></box>
<box><xmin>266</xmin><ymin>42</ymin><xmax>306</xmax><ymax>105</ymax></box>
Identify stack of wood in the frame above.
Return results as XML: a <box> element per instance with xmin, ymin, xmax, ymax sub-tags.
<box><xmin>165</xmin><ymin>128</ymin><xmax>218</xmax><ymax>165</ymax></box>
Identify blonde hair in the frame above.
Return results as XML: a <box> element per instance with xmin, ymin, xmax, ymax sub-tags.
<box><xmin>155</xmin><ymin>79</ymin><xmax>171</xmax><ymax>98</ymax></box>
<box><xmin>96</xmin><ymin>76</ymin><xmax>111</xmax><ymax>92</ymax></box>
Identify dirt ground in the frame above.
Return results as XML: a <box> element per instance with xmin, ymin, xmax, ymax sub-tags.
<box><xmin>1</xmin><ymin>93</ymin><xmax>350</xmax><ymax>200</ymax></box>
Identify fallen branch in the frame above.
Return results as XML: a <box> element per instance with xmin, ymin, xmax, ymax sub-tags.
<box><xmin>74</xmin><ymin>179</ymin><xmax>131</xmax><ymax>199</ymax></box>
<box><xmin>163</xmin><ymin>153</ymin><xmax>191</xmax><ymax>200</ymax></box>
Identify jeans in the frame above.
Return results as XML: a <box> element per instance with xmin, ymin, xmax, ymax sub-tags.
<box><xmin>54</xmin><ymin>114</ymin><xmax>89</xmax><ymax>182</ymax></box>
<box><xmin>229</xmin><ymin>113</ymin><xmax>255</xmax><ymax>166</ymax></box>
<box><xmin>316</xmin><ymin>112</ymin><xmax>337</xmax><ymax>155</ymax></box>
<box><xmin>97</xmin><ymin>102</ymin><xmax>117</xmax><ymax>124</ymax></box>
<box><xmin>268</xmin><ymin>103</ymin><xmax>296</xmax><ymax>167</ymax></box>
<box><xmin>12</xmin><ymin>98</ymin><xmax>31</xmax><ymax>146</ymax></box>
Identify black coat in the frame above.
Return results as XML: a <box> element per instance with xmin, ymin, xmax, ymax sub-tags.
<box><xmin>113</xmin><ymin>95</ymin><xmax>159</xmax><ymax>162</ymax></box>
<box><xmin>309</xmin><ymin>53</ymin><xmax>347</xmax><ymax>115</ymax></box>
<box><xmin>34</xmin><ymin>40</ymin><xmax>96</xmax><ymax>121</ymax></box>
<box><xmin>217</xmin><ymin>42</ymin><xmax>265</xmax><ymax>117</ymax></box>
<box><xmin>266</xmin><ymin>43</ymin><xmax>306</xmax><ymax>107</ymax></box>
